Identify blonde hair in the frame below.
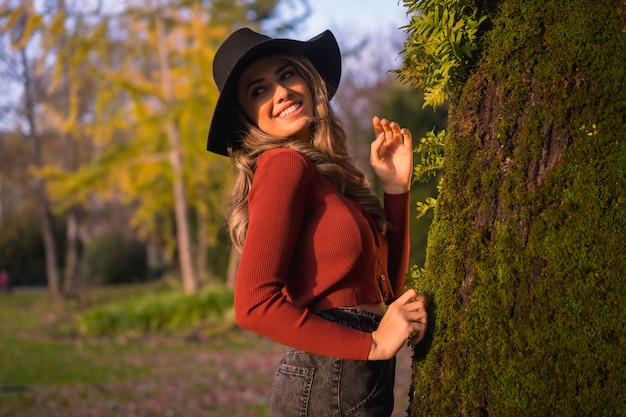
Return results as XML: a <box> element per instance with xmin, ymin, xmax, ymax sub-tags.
<box><xmin>228</xmin><ymin>54</ymin><xmax>386</xmax><ymax>251</ymax></box>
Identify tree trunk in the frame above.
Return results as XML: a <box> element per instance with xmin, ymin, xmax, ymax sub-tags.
<box><xmin>409</xmin><ymin>1</ymin><xmax>626</xmax><ymax>416</ymax></box>
<box><xmin>62</xmin><ymin>208</ymin><xmax>80</xmax><ymax>297</ymax></box>
<box><xmin>37</xmin><ymin>180</ymin><xmax>61</xmax><ymax>299</ymax></box>
<box><xmin>55</xmin><ymin>0</ymin><xmax>81</xmax><ymax>299</ymax></box>
<box><xmin>155</xmin><ymin>8</ymin><xmax>197</xmax><ymax>295</ymax></box>
<box><xmin>0</xmin><ymin>178</ymin><xmax>3</xmax><ymax>222</ymax></box>
<box><xmin>226</xmin><ymin>246</ymin><xmax>240</xmax><ymax>291</ymax></box>
<box><xmin>168</xmin><ymin>145</ymin><xmax>198</xmax><ymax>295</ymax></box>
<box><xmin>196</xmin><ymin>205</ymin><xmax>208</xmax><ymax>283</ymax></box>
<box><xmin>20</xmin><ymin>45</ymin><xmax>61</xmax><ymax>299</ymax></box>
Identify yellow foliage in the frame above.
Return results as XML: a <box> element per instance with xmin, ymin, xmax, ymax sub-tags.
<box><xmin>2</xmin><ymin>0</ymin><xmax>235</xmax><ymax>251</ymax></box>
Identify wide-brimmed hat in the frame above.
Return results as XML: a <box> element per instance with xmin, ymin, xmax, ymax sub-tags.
<box><xmin>206</xmin><ymin>28</ymin><xmax>341</xmax><ymax>156</ymax></box>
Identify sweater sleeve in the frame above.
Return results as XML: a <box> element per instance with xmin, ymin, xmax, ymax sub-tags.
<box><xmin>384</xmin><ymin>191</ymin><xmax>411</xmax><ymax>298</ymax></box>
<box><xmin>234</xmin><ymin>149</ymin><xmax>373</xmax><ymax>360</ymax></box>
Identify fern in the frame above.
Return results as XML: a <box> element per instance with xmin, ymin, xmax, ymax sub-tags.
<box><xmin>412</xmin><ymin>129</ymin><xmax>445</xmax><ymax>218</ymax></box>
<box><xmin>413</xmin><ymin>129</ymin><xmax>445</xmax><ymax>182</ymax></box>
<box><xmin>398</xmin><ymin>0</ymin><xmax>486</xmax><ymax>108</ymax></box>
<box><xmin>416</xmin><ymin>197</ymin><xmax>438</xmax><ymax>219</ymax></box>
<box><xmin>399</xmin><ymin>1</ymin><xmax>485</xmax><ymax>220</ymax></box>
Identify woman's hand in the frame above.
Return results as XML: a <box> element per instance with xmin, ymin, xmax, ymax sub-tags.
<box><xmin>370</xmin><ymin>116</ymin><xmax>413</xmax><ymax>194</ymax></box>
<box><xmin>368</xmin><ymin>289</ymin><xmax>428</xmax><ymax>361</ymax></box>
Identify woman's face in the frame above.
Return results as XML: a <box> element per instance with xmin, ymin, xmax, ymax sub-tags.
<box><xmin>237</xmin><ymin>55</ymin><xmax>314</xmax><ymax>141</ymax></box>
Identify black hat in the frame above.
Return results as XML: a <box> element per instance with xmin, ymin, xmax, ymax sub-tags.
<box><xmin>206</xmin><ymin>28</ymin><xmax>341</xmax><ymax>156</ymax></box>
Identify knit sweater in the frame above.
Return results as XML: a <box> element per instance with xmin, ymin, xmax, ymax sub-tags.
<box><xmin>234</xmin><ymin>148</ymin><xmax>410</xmax><ymax>360</ymax></box>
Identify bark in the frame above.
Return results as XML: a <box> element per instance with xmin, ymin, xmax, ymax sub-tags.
<box><xmin>37</xmin><ymin>181</ymin><xmax>61</xmax><ymax>299</ymax></box>
<box><xmin>56</xmin><ymin>0</ymin><xmax>80</xmax><ymax>299</ymax></box>
<box><xmin>0</xmin><ymin>179</ymin><xmax>3</xmax><ymax>222</ymax></box>
<box><xmin>155</xmin><ymin>8</ymin><xmax>197</xmax><ymax>295</ymax></box>
<box><xmin>20</xmin><ymin>46</ymin><xmax>61</xmax><ymax>299</ymax></box>
<box><xmin>408</xmin><ymin>1</ymin><xmax>626</xmax><ymax>416</ymax></box>
<box><xmin>62</xmin><ymin>208</ymin><xmax>80</xmax><ymax>297</ymax></box>
<box><xmin>226</xmin><ymin>246</ymin><xmax>240</xmax><ymax>291</ymax></box>
<box><xmin>196</xmin><ymin>206</ymin><xmax>208</xmax><ymax>283</ymax></box>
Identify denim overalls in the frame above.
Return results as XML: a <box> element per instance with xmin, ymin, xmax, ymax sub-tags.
<box><xmin>270</xmin><ymin>308</ymin><xmax>396</xmax><ymax>417</ymax></box>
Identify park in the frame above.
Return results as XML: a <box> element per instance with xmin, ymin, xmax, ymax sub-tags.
<box><xmin>1</xmin><ymin>0</ymin><xmax>625</xmax><ymax>416</ymax></box>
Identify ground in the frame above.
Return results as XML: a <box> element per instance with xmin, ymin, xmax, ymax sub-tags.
<box><xmin>0</xmin><ymin>329</ymin><xmax>411</xmax><ymax>417</ymax></box>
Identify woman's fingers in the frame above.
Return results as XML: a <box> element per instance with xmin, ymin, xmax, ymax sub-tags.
<box><xmin>394</xmin><ymin>288</ymin><xmax>427</xmax><ymax>309</ymax></box>
<box><xmin>372</xmin><ymin>116</ymin><xmax>384</xmax><ymax>137</ymax></box>
<box><xmin>373</xmin><ymin>116</ymin><xmax>399</xmax><ymax>141</ymax></box>
<box><xmin>372</xmin><ymin>117</ymin><xmax>413</xmax><ymax>157</ymax></box>
<box><xmin>395</xmin><ymin>287</ymin><xmax>418</xmax><ymax>303</ymax></box>
<box><xmin>369</xmin><ymin>290</ymin><xmax>429</xmax><ymax>360</ymax></box>
<box><xmin>394</xmin><ymin>290</ymin><xmax>428</xmax><ymax>343</ymax></box>
<box><xmin>381</xmin><ymin>119</ymin><xmax>393</xmax><ymax>143</ymax></box>
<box><xmin>387</xmin><ymin>291</ymin><xmax>428</xmax><ymax>331</ymax></box>
<box><xmin>401</xmin><ymin>126</ymin><xmax>413</xmax><ymax>149</ymax></box>
<box><xmin>411</xmin><ymin>327</ymin><xmax>427</xmax><ymax>345</ymax></box>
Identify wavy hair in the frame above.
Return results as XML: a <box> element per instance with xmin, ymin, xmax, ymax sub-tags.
<box><xmin>227</xmin><ymin>54</ymin><xmax>386</xmax><ymax>252</ymax></box>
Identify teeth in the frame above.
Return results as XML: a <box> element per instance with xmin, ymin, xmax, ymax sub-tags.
<box><xmin>279</xmin><ymin>103</ymin><xmax>301</xmax><ymax>118</ymax></box>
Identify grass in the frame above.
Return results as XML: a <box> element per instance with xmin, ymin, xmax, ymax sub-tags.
<box><xmin>0</xmin><ymin>337</ymin><xmax>150</xmax><ymax>386</ymax></box>
<box><xmin>0</xmin><ymin>285</ymin><xmax>167</xmax><ymax>387</ymax></box>
<box><xmin>0</xmin><ymin>283</ymin><xmax>282</xmax><ymax>417</ymax></box>
<box><xmin>0</xmin><ymin>283</ymin><xmax>248</xmax><ymax>387</ymax></box>
<box><xmin>0</xmin><ymin>284</ymin><xmax>412</xmax><ymax>417</ymax></box>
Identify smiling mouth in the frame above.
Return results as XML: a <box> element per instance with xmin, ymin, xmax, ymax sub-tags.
<box><xmin>278</xmin><ymin>103</ymin><xmax>302</xmax><ymax>118</ymax></box>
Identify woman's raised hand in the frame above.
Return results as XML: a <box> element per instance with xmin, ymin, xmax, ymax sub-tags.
<box><xmin>370</xmin><ymin>116</ymin><xmax>413</xmax><ymax>194</ymax></box>
<box><xmin>368</xmin><ymin>289</ymin><xmax>428</xmax><ymax>361</ymax></box>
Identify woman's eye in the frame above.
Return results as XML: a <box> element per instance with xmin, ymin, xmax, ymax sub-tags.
<box><xmin>251</xmin><ymin>87</ymin><xmax>265</xmax><ymax>97</ymax></box>
<box><xmin>281</xmin><ymin>70</ymin><xmax>294</xmax><ymax>80</ymax></box>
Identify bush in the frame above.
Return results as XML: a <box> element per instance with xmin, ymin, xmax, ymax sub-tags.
<box><xmin>76</xmin><ymin>285</ymin><xmax>234</xmax><ymax>336</ymax></box>
<box><xmin>0</xmin><ymin>207</ymin><xmax>64</xmax><ymax>286</ymax></box>
<box><xmin>82</xmin><ymin>233</ymin><xmax>147</xmax><ymax>285</ymax></box>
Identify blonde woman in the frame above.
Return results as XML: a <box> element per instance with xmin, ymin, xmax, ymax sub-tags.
<box><xmin>206</xmin><ymin>28</ymin><xmax>428</xmax><ymax>417</ymax></box>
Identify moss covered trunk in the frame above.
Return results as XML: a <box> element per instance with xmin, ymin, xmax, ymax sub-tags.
<box><xmin>409</xmin><ymin>1</ymin><xmax>626</xmax><ymax>416</ymax></box>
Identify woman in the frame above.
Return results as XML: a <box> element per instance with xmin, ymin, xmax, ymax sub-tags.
<box><xmin>206</xmin><ymin>28</ymin><xmax>428</xmax><ymax>417</ymax></box>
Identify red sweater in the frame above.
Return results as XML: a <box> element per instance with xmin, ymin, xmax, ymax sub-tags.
<box><xmin>234</xmin><ymin>148</ymin><xmax>410</xmax><ymax>360</ymax></box>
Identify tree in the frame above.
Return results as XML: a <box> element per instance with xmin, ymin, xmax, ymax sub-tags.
<box><xmin>153</xmin><ymin>2</ymin><xmax>198</xmax><ymax>294</ymax></box>
<box><xmin>399</xmin><ymin>0</ymin><xmax>626</xmax><ymax>415</ymax></box>
<box><xmin>1</xmin><ymin>0</ymin><xmax>117</xmax><ymax>297</ymax></box>
<box><xmin>0</xmin><ymin>1</ymin><xmax>63</xmax><ymax>298</ymax></box>
<box><xmin>2</xmin><ymin>0</ymin><xmax>311</xmax><ymax>293</ymax></box>
<box><xmin>53</xmin><ymin>0</ymin><xmax>308</xmax><ymax>292</ymax></box>
<box><xmin>0</xmin><ymin>131</ymin><xmax>57</xmax><ymax>287</ymax></box>
<box><xmin>45</xmin><ymin>0</ymin><xmax>94</xmax><ymax>298</ymax></box>
<box><xmin>88</xmin><ymin>0</ymin><xmax>263</xmax><ymax>293</ymax></box>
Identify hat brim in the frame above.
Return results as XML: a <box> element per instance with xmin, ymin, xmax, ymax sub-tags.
<box><xmin>206</xmin><ymin>30</ymin><xmax>341</xmax><ymax>156</ymax></box>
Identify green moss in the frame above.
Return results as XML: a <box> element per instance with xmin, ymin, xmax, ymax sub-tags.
<box><xmin>407</xmin><ymin>0</ymin><xmax>626</xmax><ymax>415</ymax></box>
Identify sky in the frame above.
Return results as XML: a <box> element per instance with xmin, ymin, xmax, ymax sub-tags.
<box><xmin>268</xmin><ymin>0</ymin><xmax>409</xmax><ymax>43</ymax></box>
<box><xmin>0</xmin><ymin>1</ymin><xmax>412</xmax><ymax>129</ymax></box>
<box><xmin>294</xmin><ymin>0</ymin><xmax>408</xmax><ymax>39</ymax></box>
<box><xmin>265</xmin><ymin>0</ymin><xmax>411</xmax><ymax>82</ymax></box>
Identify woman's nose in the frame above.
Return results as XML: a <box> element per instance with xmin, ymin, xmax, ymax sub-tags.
<box><xmin>274</xmin><ymin>83</ymin><xmax>290</xmax><ymax>102</ymax></box>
